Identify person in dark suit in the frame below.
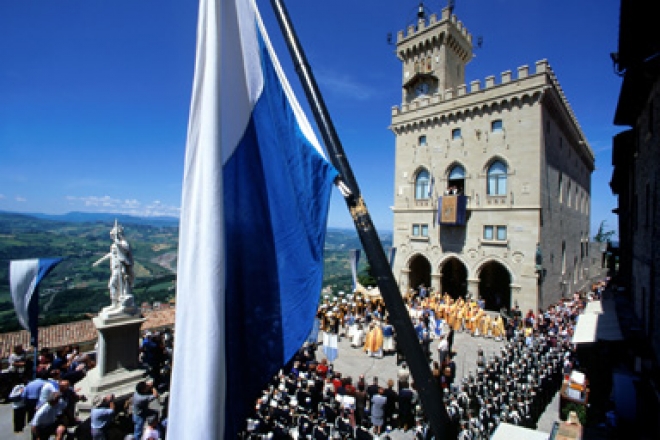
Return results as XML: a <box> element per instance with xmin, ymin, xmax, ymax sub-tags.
<box><xmin>383</xmin><ymin>379</ymin><xmax>398</xmax><ymax>428</ymax></box>
<box><xmin>446</xmin><ymin>326</ymin><xmax>455</xmax><ymax>353</ymax></box>
<box><xmin>354</xmin><ymin>381</ymin><xmax>368</xmax><ymax>427</ymax></box>
<box><xmin>366</xmin><ymin>377</ymin><xmax>379</xmax><ymax>406</ymax></box>
<box><xmin>397</xmin><ymin>381</ymin><xmax>415</xmax><ymax>431</ymax></box>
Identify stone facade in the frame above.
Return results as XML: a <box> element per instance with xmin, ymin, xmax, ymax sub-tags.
<box><xmin>390</xmin><ymin>7</ymin><xmax>594</xmax><ymax>313</ymax></box>
<box><xmin>611</xmin><ymin>0</ymin><xmax>660</xmax><ymax>366</ymax></box>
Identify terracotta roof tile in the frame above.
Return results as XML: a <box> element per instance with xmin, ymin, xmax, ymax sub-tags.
<box><xmin>0</xmin><ymin>308</ymin><xmax>176</xmax><ymax>359</ymax></box>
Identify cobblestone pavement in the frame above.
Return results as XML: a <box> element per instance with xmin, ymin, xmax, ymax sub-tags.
<box><xmin>314</xmin><ymin>328</ymin><xmax>559</xmax><ymax>438</ymax></box>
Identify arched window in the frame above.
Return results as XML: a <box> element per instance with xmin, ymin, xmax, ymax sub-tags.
<box><xmin>447</xmin><ymin>165</ymin><xmax>465</xmax><ymax>194</ymax></box>
<box><xmin>487</xmin><ymin>160</ymin><xmax>507</xmax><ymax>195</ymax></box>
<box><xmin>415</xmin><ymin>169</ymin><xmax>431</xmax><ymax>199</ymax></box>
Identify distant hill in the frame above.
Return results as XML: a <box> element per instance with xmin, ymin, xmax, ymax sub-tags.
<box><xmin>6</xmin><ymin>211</ymin><xmax>181</xmax><ymax>227</ymax></box>
<box><xmin>0</xmin><ymin>211</ymin><xmax>391</xmax><ymax>333</ymax></box>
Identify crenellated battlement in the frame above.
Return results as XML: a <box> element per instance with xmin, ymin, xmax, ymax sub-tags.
<box><xmin>397</xmin><ymin>7</ymin><xmax>472</xmax><ymax>46</ymax></box>
<box><xmin>391</xmin><ymin>58</ymin><xmax>591</xmax><ymax>160</ymax></box>
<box><xmin>392</xmin><ymin>59</ymin><xmax>581</xmax><ymax>119</ymax></box>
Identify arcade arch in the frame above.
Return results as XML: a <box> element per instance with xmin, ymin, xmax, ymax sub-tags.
<box><xmin>408</xmin><ymin>254</ymin><xmax>432</xmax><ymax>292</ymax></box>
<box><xmin>440</xmin><ymin>257</ymin><xmax>468</xmax><ymax>299</ymax></box>
<box><xmin>476</xmin><ymin>260</ymin><xmax>512</xmax><ymax>311</ymax></box>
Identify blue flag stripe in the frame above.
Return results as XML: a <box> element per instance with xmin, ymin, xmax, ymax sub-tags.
<box><xmin>168</xmin><ymin>0</ymin><xmax>337</xmax><ymax>438</ymax></box>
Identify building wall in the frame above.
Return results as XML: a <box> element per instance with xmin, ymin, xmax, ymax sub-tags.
<box><xmin>629</xmin><ymin>80</ymin><xmax>660</xmax><ymax>359</ymax></box>
<box><xmin>390</xmin><ymin>9</ymin><xmax>594</xmax><ymax>313</ymax></box>
<box><xmin>538</xmin><ymin>93</ymin><xmax>594</xmax><ymax>307</ymax></box>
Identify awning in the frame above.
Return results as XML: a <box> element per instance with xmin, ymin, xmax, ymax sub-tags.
<box><xmin>353</xmin><ymin>283</ymin><xmax>382</xmax><ymax>300</ymax></box>
<box><xmin>572</xmin><ymin>299</ymin><xmax>623</xmax><ymax>344</ymax></box>
<box><xmin>491</xmin><ymin>422</ymin><xmax>549</xmax><ymax>440</ymax></box>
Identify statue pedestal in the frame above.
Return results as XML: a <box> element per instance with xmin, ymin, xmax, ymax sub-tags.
<box><xmin>76</xmin><ymin>314</ymin><xmax>146</xmax><ymax>418</ymax></box>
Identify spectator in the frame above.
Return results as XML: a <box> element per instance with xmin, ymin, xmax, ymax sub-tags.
<box><xmin>31</xmin><ymin>391</ymin><xmax>67</xmax><ymax>440</ymax></box>
<box><xmin>5</xmin><ymin>344</ymin><xmax>28</xmax><ymax>377</ymax></box>
<box><xmin>9</xmin><ymin>382</ymin><xmax>27</xmax><ymax>433</ymax></box>
<box><xmin>370</xmin><ymin>387</ymin><xmax>387</xmax><ymax>435</ymax></box>
<box><xmin>142</xmin><ymin>414</ymin><xmax>161</xmax><ymax>439</ymax></box>
<box><xmin>133</xmin><ymin>380</ymin><xmax>159</xmax><ymax>440</ymax></box>
<box><xmin>58</xmin><ymin>379</ymin><xmax>85</xmax><ymax>427</ymax></box>
<box><xmin>397</xmin><ymin>380</ymin><xmax>416</xmax><ymax>431</ymax></box>
<box><xmin>37</xmin><ymin>369</ymin><xmax>61</xmax><ymax>409</ymax></box>
<box><xmin>23</xmin><ymin>369</ymin><xmax>48</xmax><ymax>422</ymax></box>
<box><xmin>90</xmin><ymin>394</ymin><xmax>116</xmax><ymax>440</ymax></box>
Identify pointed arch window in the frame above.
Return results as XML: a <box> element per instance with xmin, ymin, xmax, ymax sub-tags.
<box><xmin>415</xmin><ymin>169</ymin><xmax>431</xmax><ymax>200</ymax></box>
<box><xmin>487</xmin><ymin>160</ymin><xmax>507</xmax><ymax>195</ymax></box>
<box><xmin>447</xmin><ymin>165</ymin><xmax>465</xmax><ymax>194</ymax></box>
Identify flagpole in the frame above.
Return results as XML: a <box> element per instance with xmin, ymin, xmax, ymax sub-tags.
<box><xmin>268</xmin><ymin>1</ymin><xmax>452</xmax><ymax>438</ymax></box>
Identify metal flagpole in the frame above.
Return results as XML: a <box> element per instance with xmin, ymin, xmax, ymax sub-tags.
<box><xmin>268</xmin><ymin>1</ymin><xmax>452</xmax><ymax>438</ymax></box>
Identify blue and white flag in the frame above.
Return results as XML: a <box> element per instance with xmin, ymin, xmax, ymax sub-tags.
<box><xmin>168</xmin><ymin>0</ymin><xmax>337</xmax><ymax>438</ymax></box>
<box><xmin>349</xmin><ymin>249</ymin><xmax>361</xmax><ymax>290</ymax></box>
<box><xmin>322</xmin><ymin>331</ymin><xmax>339</xmax><ymax>362</ymax></box>
<box><xmin>9</xmin><ymin>258</ymin><xmax>63</xmax><ymax>346</ymax></box>
<box><xmin>388</xmin><ymin>247</ymin><xmax>397</xmax><ymax>269</ymax></box>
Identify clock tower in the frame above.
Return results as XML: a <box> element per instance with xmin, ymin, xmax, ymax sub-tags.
<box><xmin>397</xmin><ymin>4</ymin><xmax>473</xmax><ymax>103</ymax></box>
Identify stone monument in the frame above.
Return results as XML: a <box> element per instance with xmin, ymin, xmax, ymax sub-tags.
<box><xmin>77</xmin><ymin>221</ymin><xmax>146</xmax><ymax>417</ymax></box>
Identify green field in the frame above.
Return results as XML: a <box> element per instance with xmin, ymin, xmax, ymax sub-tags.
<box><xmin>0</xmin><ymin>212</ymin><xmax>390</xmax><ymax>333</ymax></box>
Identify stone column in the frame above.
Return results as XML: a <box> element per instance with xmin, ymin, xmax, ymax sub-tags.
<box><xmin>467</xmin><ymin>278</ymin><xmax>480</xmax><ymax>300</ymax></box>
<box><xmin>400</xmin><ymin>268</ymin><xmax>411</xmax><ymax>295</ymax></box>
<box><xmin>510</xmin><ymin>284</ymin><xmax>522</xmax><ymax>309</ymax></box>
<box><xmin>432</xmin><ymin>273</ymin><xmax>442</xmax><ymax>294</ymax></box>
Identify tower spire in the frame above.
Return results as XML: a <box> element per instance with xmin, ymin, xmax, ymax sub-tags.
<box><xmin>417</xmin><ymin>2</ymin><xmax>426</xmax><ymax>21</ymax></box>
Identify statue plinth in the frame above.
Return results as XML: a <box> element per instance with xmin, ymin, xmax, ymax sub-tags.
<box><xmin>76</xmin><ymin>313</ymin><xmax>146</xmax><ymax>419</ymax></box>
<box><xmin>78</xmin><ymin>221</ymin><xmax>146</xmax><ymax>419</ymax></box>
<box><xmin>99</xmin><ymin>294</ymin><xmax>138</xmax><ymax>321</ymax></box>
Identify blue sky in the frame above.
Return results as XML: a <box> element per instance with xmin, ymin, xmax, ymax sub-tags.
<box><xmin>0</xmin><ymin>0</ymin><xmax>621</xmax><ymax>238</ymax></box>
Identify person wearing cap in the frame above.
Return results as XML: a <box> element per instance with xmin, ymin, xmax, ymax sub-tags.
<box><xmin>90</xmin><ymin>394</ymin><xmax>116</xmax><ymax>439</ymax></box>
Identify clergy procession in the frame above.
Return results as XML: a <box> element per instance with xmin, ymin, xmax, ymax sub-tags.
<box><xmin>239</xmin><ymin>281</ymin><xmax>601</xmax><ymax>439</ymax></box>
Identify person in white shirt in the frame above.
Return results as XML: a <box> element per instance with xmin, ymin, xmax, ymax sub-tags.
<box><xmin>31</xmin><ymin>392</ymin><xmax>67</xmax><ymax>440</ymax></box>
<box><xmin>437</xmin><ymin>334</ymin><xmax>449</xmax><ymax>364</ymax></box>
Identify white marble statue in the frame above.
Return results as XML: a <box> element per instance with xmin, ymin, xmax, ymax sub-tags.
<box><xmin>93</xmin><ymin>220</ymin><xmax>136</xmax><ymax>315</ymax></box>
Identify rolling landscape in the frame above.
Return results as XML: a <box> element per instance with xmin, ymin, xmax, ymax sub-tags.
<box><xmin>0</xmin><ymin>211</ymin><xmax>390</xmax><ymax>333</ymax></box>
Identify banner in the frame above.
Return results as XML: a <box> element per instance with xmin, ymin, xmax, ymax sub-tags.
<box><xmin>438</xmin><ymin>195</ymin><xmax>467</xmax><ymax>226</ymax></box>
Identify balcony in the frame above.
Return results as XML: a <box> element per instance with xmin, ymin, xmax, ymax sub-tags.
<box><xmin>438</xmin><ymin>195</ymin><xmax>467</xmax><ymax>226</ymax></box>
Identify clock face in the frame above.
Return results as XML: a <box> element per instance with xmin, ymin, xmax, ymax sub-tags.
<box><xmin>415</xmin><ymin>82</ymin><xmax>430</xmax><ymax>96</ymax></box>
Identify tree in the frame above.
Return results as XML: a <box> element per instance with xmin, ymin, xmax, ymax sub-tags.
<box><xmin>358</xmin><ymin>265</ymin><xmax>377</xmax><ymax>288</ymax></box>
<box><xmin>594</xmin><ymin>220</ymin><xmax>615</xmax><ymax>243</ymax></box>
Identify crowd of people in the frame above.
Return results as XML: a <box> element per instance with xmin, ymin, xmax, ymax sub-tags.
<box><xmin>239</xmin><ymin>282</ymin><xmax>599</xmax><ymax>439</ymax></box>
<box><xmin>5</xmin><ymin>330</ymin><xmax>173</xmax><ymax>439</ymax></box>
<box><xmin>2</xmin><ymin>280</ymin><xmax>602</xmax><ymax>439</ymax></box>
